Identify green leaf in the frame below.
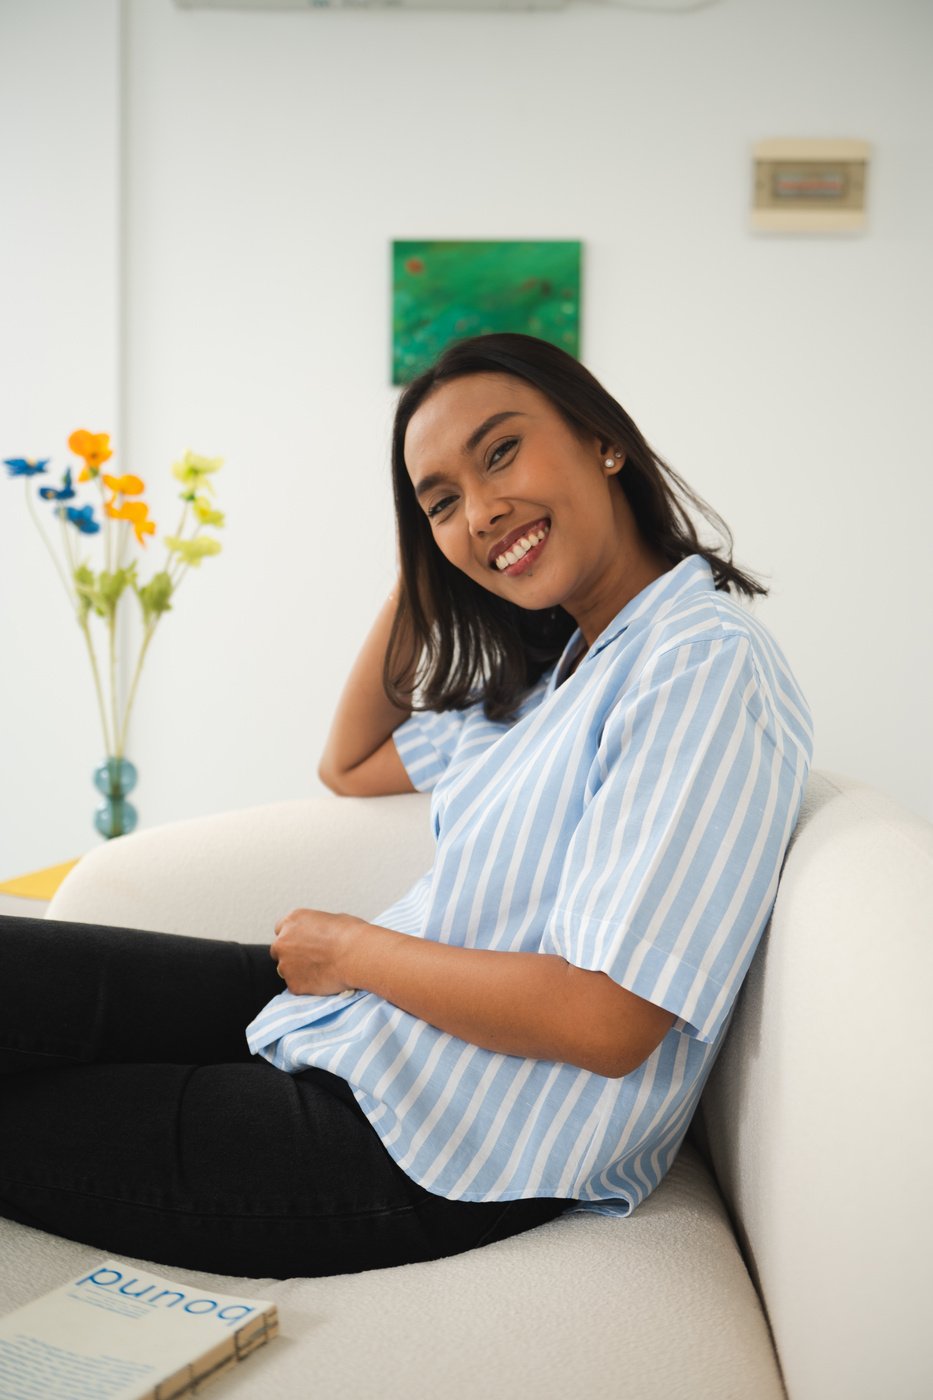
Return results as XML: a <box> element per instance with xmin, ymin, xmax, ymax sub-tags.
<box><xmin>71</xmin><ymin>565</ymin><xmax>136</xmax><ymax>620</ymax></box>
<box><xmin>135</xmin><ymin>570</ymin><xmax>174</xmax><ymax>623</ymax></box>
<box><xmin>97</xmin><ymin>566</ymin><xmax>136</xmax><ymax>612</ymax></box>
<box><xmin>73</xmin><ymin>564</ymin><xmax>96</xmax><ymax>621</ymax></box>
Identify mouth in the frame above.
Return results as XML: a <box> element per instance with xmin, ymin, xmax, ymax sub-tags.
<box><xmin>488</xmin><ymin>518</ymin><xmax>551</xmax><ymax>575</ymax></box>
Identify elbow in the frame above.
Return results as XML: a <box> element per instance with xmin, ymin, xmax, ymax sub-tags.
<box><xmin>563</xmin><ymin>965</ymin><xmax>676</xmax><ymax>1078</ymax></box>
<box><xmin>578</xmin><ymin>1048</ymin><xmax>647</xmax><ymax>1080</ymax></box>
<box><xmin>317</xmin><ymin>757</ymin><xmax>376</xmax><ymax>797</ymax></box>
<box><xmin>317</xmin><ymin>758</ymin><xmax>350</xmax><ymax>795</ymax></box>
<box><xmin>585</xmin><ymin>1022</ymin><xmax>676</xmax><ymax>1078</ymax></box>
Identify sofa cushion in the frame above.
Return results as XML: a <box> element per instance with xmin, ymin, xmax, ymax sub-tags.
<box><xmin>0</xmin><ymin>1142</ymin><xmax>781</xmax><ymax>1400</ymax></box>
<box><xmin>48</xmin><ymin>793</ymin><xmax>437</xmax><ymax>938</ymax></box>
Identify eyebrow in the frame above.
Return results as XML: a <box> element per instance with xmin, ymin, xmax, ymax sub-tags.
<box><xmin>413</xmin><ymin>411</ymin><xmax>525</xmax><ymax>500</ymax></box>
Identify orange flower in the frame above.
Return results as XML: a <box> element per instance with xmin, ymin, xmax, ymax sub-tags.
<box><xmin>69</xmin><ymin>430</ymin><xmax>113</xmax><ymax>481</ymax></box>
<box><xmin>102</xmin><ymin>473</ymin><xmax>145</xmax><ymax>496</ymax></box>
<box><xmin>105</xmin><ymin>498</ymin><xmax>156</xmax><ymax>546</ymax></box>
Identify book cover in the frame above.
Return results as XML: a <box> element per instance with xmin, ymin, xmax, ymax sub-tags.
<box><xmin>0</xmin><ymin>1259</ymin><xmax>279</xmax><ymax>1399</ymax></box>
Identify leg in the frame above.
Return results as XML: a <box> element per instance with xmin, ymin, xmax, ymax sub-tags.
<box><xmin>0</xmin><ymin>915</ymin><xmax>567</xmax><ymax>1275</ymax></box>
<box><xmin>0</xmin><ymin>913</ymin><xmax>281</xmax><ymax>1072</ymax></box>
<box><xmin>0</xmin><ymin>1058</ymin><xmax>567</xmax><ymax>1278</ymax></box>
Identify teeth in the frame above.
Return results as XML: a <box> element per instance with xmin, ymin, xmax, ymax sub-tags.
<box><xmin>495</xmin><ymin>525</ymin><xmax>548</xmax><ymax>570</ymax></box>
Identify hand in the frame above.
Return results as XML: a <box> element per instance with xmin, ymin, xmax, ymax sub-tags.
<box><xmin>270</xmin><ymin>909</ymin><xmax>363</xmax><ymax>996</ymax></box>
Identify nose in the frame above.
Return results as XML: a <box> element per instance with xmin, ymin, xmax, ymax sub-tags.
<box><xmin>464</xmin><ymin>482</ymin><xmax>508</xmax><ymax>538</ymax></box>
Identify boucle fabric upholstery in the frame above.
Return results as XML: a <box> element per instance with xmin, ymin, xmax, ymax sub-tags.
<box><xmin>44</xmin><ymin>792</ymin><xmax>438</xmax><ymax>939</ymax></box>
<box><xmin>700</xmin><ymin>773</ymin><xmax>933</xmax><ymax>1400</ymax></box>
<box><xmin>0</xmin><ymin>1144</ymin><xmax>782</xmax><ymax>1400</ymax></box>
<box><xmin>1</xmin><ymin>771</ymin><xmax>930</xmax><ymax>1397</ymax></box>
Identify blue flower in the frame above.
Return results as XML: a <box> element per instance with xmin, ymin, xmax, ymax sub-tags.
<box><xmin>4</xmin><ymin>458</ymin><xmax>48</xmax><ymax>478</ymax></box>
<box><xmin>58</xmin><ymin>503</ymin><xmax>101</xmax><ymax>535</ymax></box>
<box><xmin>39</xmin><ymin>468</ymin><xmax>76</xmax><ymax>502</ymax></box>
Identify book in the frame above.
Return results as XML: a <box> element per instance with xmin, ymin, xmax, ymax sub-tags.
<box><xmin>0</xmin><ymin>1259</ymin><xmax>279</xmax><ymax>1399</ymax></box>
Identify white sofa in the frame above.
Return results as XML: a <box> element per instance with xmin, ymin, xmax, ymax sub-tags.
<box><xmin>2</xmin><ymin>771</ymin><xmax>931</xmax><ymax>1399</ymax></box>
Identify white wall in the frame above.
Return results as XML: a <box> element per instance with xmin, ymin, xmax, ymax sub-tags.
<box><xmin>0</xmin><ymin>0</ymin><xmax>122</xmax><ymax>876</ymax></box>
<box><xmin>2</xmin><ymin>0</ymin><xmax>932</xmax><ymax>879</ymax></box>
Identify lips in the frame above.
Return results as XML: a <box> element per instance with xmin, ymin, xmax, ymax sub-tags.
<box><xmin>487</xmin><ymin>518</ymin><xmax>550</xmax><ymax>570</ymax></box>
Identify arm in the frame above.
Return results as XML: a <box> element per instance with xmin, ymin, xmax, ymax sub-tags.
<box><xmin>271</xmin><ymin>912</ymin><xmax>676</xmax><ymax>1078</ymax></box>
<box><xmin>318</xmin><ymin>586</ymin><xmax>417</xmax><ymax>797</ymax></box>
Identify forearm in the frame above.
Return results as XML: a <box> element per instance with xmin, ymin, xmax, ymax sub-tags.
<box><xmin>272</xmin><ymin>910</ymin><xmax>675</xmax><ymax>1075</ymax></box>
<box><xmin>318</xmin><ymin>587</ymin><xmax>413</xmax><ymax>786</ymax></box>
<box><xmin>342</xmin><ymin>921</ymin><xmax>654</xmax><ymax>1077</ymax></box>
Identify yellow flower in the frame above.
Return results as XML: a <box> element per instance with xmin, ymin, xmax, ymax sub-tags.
<box><xmin>105</xmin><ymin>499</ymin><xmax>156</xmax><ymax>546</ymax></box>
<box><xmin>103</xmin><ymin>473</ymin><xmax>145</xmax><ymax>496</ymax></box>
<box><xmin>164</xmin><ymin>535</ymin><xmax>222</xmax><ymax>566</ymax></box>
<box><xmin>192</xmin><ymin>495</ymin><xmax>225</xmax><ymax>528</ymax></box>
<box><xmin>172</xmin><ymin>451</ymin><xmax>223</xmax><ymax>495</ymax></box>
<box><xmin>69</xmin><ymin>430</ymin><xmax>113</xmax><ymax>481</ymax></box>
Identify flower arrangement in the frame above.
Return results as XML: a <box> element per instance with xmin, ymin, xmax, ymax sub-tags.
<box><xmin>4</xmin><ymin>430</ymin><xmax>223</xmax><ymax>835</ymax></box>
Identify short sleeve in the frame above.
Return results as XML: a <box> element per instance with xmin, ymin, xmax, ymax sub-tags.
<box><xmin>540</xmin><ymin>634</ymin><xmax>809</xmax><ymax>1043</ymax></box>
<box><xmin>393</xmin><ymin>708</ymin><xmax>468</xmax><ymax>792</ymax></box>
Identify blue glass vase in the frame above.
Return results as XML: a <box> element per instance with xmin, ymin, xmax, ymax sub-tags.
<box><xmin>93</xmin><ymin>757</ymin><xmax>139</xmax><ymax>839</ymax></box>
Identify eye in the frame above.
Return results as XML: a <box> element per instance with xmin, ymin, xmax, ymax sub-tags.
<box><xmin>488</xmin><ymin>437</ymin><xmax>519</xmax><ymax>469</ymax></box>
<box><xmin>426</xmin><ymin>494</ymin><xmax>457</xmax><ymax>520</ymax></box>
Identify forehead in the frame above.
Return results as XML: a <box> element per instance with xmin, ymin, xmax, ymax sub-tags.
<box><xmin>403</xmin><ymin>373</ymin><xmax>552</xmax><ymax>476</ymax></box>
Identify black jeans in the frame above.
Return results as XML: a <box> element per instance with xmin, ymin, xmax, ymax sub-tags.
<box><xmin>0</xmin><ymin>915</ymin><xmax>568</xmax><ymax>1278</ymax></box>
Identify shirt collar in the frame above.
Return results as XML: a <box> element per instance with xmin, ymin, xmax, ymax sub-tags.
<box><xmin>551</xmin><ymin>555</ymin><xmax>716</xmax><ymax>688</ymax></box>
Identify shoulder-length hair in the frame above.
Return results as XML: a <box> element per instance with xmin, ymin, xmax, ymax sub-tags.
<box><xmin>386</xmin><ymin>332</ymin><xmax>767</xmax><ymax>722</ymax></box>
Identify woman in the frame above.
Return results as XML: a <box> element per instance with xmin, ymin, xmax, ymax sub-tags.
<box><xmin>0</xmin><ymin>334</ymin><xmax>812</xmax><ymax>1279</ymax></box>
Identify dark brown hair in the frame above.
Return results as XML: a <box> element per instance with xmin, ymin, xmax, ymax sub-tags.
<box><xmin>387</xmin><ymin>333</ymin><xmax>767</xmax><ymax>721</ymax></box>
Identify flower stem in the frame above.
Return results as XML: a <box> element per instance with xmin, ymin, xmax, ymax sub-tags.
<box><xmin>168</xmin><ymin>525</ymin><xmax>201</xmax><ymax>588</ymax></box>
<box><xmin>108</xmin><ymin>611</ymin><xmax>120</xmax><ymax>757</ymax></box>
<box><xmin>98</xmin><ymin>477</ymin><xmax>112</xmax><ymax>575</ymax></box>
<box><xmin>78</xmin><ymin>615</ymin><xmax>114</xmax><ymax>755</ymax></box>
<box><xmin>24</xmin><ymin>481</ymin><xmax>76</xmax><ymax>607</ymax></box>
<box><xmin>37</xmin><ymin>487</ymin><xmax>112</xmax><ymax>753</ymax></box>
<box><xmin>116</xmin><ymin>619</ymin><xmax>157</xmax><ymax>756</ymax></box>
<box><xmin>59</xmin><ymin>512</ymin><xmax>77</xmax><ymax>577</ymax></box>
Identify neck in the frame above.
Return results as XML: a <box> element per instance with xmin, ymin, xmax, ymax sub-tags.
<box><xmin>570</xmin><ymin>494</ymin><xmax>670</xmax><ymax>647</ymax></box>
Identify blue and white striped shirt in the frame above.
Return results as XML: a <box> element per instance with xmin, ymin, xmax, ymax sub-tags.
<box><xmin>246</xmin><ymin>556</ymin><xmax>813</xmax><ymax>1216</ymax></box>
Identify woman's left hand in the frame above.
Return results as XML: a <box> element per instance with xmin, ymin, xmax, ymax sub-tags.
<box><xmin>270</xmin><ymin>909</ymin><xmax>363</xmax><ymax>995</ymax></box>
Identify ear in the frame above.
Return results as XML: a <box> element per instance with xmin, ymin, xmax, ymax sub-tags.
<box><xmin>598</xmin><ymin>442</ymin><xmax>626</xmax><ymax>475</ymax></box>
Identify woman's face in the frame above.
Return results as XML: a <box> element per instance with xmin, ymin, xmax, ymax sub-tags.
<box><xmin>403</xmin><ymin>372</ymin><xmax>667</xmax><ymax>643</ymax></box>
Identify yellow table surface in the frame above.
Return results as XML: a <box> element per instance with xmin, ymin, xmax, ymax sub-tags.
<box><xmin>0</xmin><ymin>859</ymin><xmax>81</xmax><ymax>901</ymax></box>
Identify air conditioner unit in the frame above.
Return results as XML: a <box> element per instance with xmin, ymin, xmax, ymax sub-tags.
<box><xmin>174</xmin><ymin>0</ymin><xmax>712</xmax><ymax>10</ymax></box>
<box><xmin>175</xmin><ymin>0</ymin><xmax>567</xmax><ymax>10</ymax></box>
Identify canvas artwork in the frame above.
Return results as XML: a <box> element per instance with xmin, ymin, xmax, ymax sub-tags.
<box><xmin>392</xmin><ymin>240</ymin><xmax>582</xmax><ymax>385</ymax></box>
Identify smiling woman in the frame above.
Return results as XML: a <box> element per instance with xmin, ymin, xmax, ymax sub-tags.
<box><xmin>265</xmin><ymin>333</ymin><xmax>813</xmax><ymax>1233</ymax></box>
<box><xmin>0</xmin><ymin>334</ymin><xmax>813</xmax><ymax>1282</ymax></box>
<box><xmin>384</xmin><ymin>335</ymin><xmax>768</xmax><ymax>722</ymax></box>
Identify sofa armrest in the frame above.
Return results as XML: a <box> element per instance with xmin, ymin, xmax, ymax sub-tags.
<box><xmin>46</xmin><ymin>794</ymin><xmax>434</xmax><ymax>942</ymax></box>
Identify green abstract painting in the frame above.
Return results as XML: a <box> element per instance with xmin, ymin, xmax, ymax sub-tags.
<box><xmin>392</xmin><ymin>240</ymin><xmax>582</xmax><ymax>386</ymax></box>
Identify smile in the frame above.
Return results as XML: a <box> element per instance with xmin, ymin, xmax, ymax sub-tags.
<box><xmin>492</xmin><ymin>520</ymin><xmax>550</xmax><ymax>573</ymax></box>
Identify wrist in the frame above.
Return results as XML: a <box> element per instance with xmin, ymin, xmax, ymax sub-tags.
<box><xmin>339</xmin><ymin>915</ymin><xmax>378</xmax><ymax>991</ymax></box>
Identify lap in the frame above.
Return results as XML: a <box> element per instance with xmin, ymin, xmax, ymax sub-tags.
<box><xmin>0</xmin><ymin>912</ymin><xmax>281</xmax><ymax>1069</ymax></box>
<box><xmin>0</xmin><ymin>1057</ymin><xmax>566</xmax><ymax>1276</ymax></box>
<box><xmin>0</xmin><ymin>915</ymin><xmax>570</xmax><ymax>1276</ymax></box>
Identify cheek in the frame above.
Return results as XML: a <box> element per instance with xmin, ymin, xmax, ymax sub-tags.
<box><xmin>432</xmin><ymin>526</ymin><xmax>498</xmax><ymax>591</ymax></box>
<box><xmin>429</xmin><ymin>525</ymin><xmax>468</xmax><ymax>573</ymax></box>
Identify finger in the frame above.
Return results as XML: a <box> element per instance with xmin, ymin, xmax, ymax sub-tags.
<box><xmin>269</xmin><ymin>938</ymin><xmax>287</xmax><ymax>981</ymax></box>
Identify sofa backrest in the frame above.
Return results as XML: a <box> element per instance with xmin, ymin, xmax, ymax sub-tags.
<box><xmin>699</xmin><ymin>771</ymin><xmax>933</xmax><ymax>1400</ymax></box>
